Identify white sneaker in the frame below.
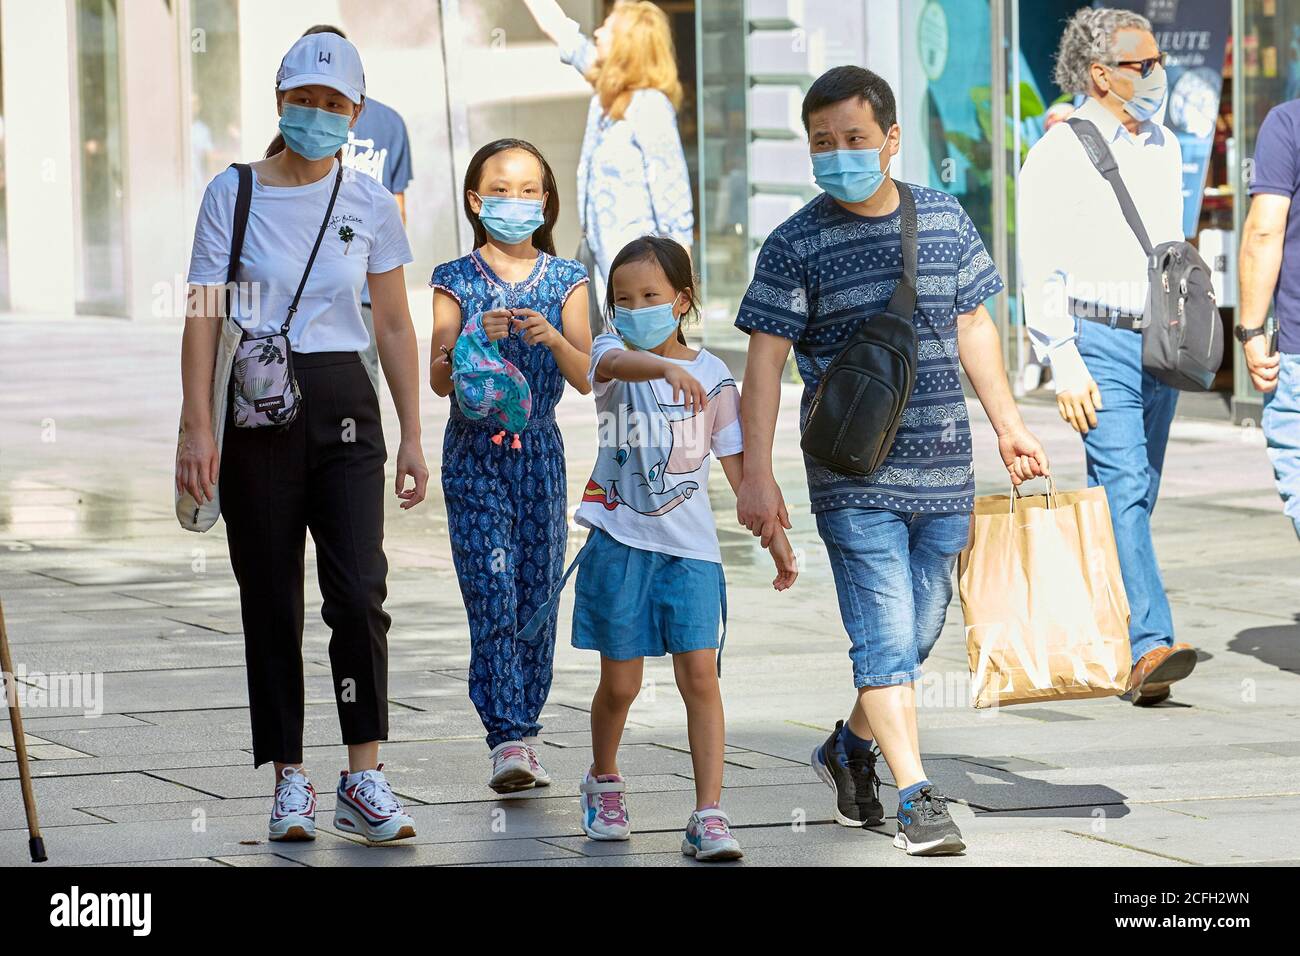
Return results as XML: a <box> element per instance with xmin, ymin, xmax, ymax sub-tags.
<box><xmin>579</xmin><ymin>769</ymin><xmax>631</xmax><ymax>841</ymax></box>
<box><xmin>681</xmin><ymin>807</ymin><xmax>743</xmax><ymax>861</ymax></box>
<box><xmin>523</xmin><ymin>742</ymin><xmax>552</xmax><ymax>787</ymax></box>
<box><xmin>489</xmin><ymin>741</ymin><xmax>537</xmax><ymax>794</ymax></box>
<box><xmin>268</xmin><ymin>767</ymin><xmax>316</xmax><ymax>841</ymax></box>
<box><xmin>333</xmin><ymin>764</ymin><xmax>416</xmax><ymax>844</ymax></box>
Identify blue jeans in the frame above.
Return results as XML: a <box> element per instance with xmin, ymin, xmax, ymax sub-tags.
<box><xmin>1262</xmin><ymin>352</ymin><xmax>1300</xmax><ymax>538</ymax></box>
<box><xmin>1075</xmin><ymin>318</ymin><xmax>1178</xmax><ymax>663</ymax></box>
<box><xmin>816</xmin><ymin>507</ymin><xmax>971</xmax><ymax>687</ymax></box>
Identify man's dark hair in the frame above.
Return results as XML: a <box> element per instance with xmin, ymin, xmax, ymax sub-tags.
<box><xmin>303</xmin><ymin>24</ymin><xmax>347</xmax><ymax>39</ymax></box>
<box><xmin>801</xmin><ymin>65</ymin><xmax>897</xmax><ymax>133</ymax></box>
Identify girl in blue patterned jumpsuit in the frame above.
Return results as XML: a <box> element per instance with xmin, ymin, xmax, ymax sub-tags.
<box><xmin>430</xmin><ymin>139</ymin><xmax>592</xmax><ymax>793</ymax></box>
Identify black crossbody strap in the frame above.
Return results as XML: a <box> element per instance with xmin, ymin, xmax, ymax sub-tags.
<box><xmin>1066</xmin><ymin>117</ymin><xmax>1155</xmax><ymax>256</ymax></box>
<box><xmin>281</xmin><ymin>164</ymin><xmax>345</xmax><ymax>334</ymax></box>
<box><xmin>225</xmin><ymin>163</ymin><xmax>253</xmax><ymax>320</ymax></box>
<box><xmin>886</xmin><ymin>180</ymin><xmax>918</xmax><ymax>318</ymax></box>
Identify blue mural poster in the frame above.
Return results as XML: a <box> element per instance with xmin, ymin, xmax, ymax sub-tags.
<box><xmin>1105</xmin><ymin>0</ymin><xmax>1230</xmax><ymax>237</ymax></box>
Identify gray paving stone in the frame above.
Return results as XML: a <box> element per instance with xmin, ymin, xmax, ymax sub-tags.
<box><xmin>213</xmin><ymin>853</ymin><xmax>309</xmax><ymax>867</ymax></box>
<box><xmin>289</xmin><ymin>836</ymin><xmax>578</xmax><ymax>866</ymax></box>
<box><xmin>1</xmin><ymin>749</ymin><xmax>255</xmax><ymax>782</ymax></box>
<box><xmin>0</xmin><ymin>815</ymin><xmax>354</xmax><ymax>867</ymax></box>
<box><xmin>0</xmin><ymin>771</ymin><xmax>212</xmax><ymax>829</ymax></box>
<box><xmin>3</xmin><ymin>319</ymin><xmax>1299</xmax><ymax>865</ymax></box>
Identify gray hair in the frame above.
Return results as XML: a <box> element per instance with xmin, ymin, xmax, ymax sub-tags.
<box><xmin>1052</xmin><ymin>6</ymin><xmax>1152</xmax><ymax>96</ymax></box>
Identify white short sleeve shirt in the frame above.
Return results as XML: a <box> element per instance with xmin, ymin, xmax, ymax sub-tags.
<box><xmin>576</xmin><ymin>334</ymin><xmax>743</xmax><ymax>563</ymax></box>
<box><xmin>187</xmin><ymin>161</ymin><xmax>413</xmax><ymax>352</ymax></box>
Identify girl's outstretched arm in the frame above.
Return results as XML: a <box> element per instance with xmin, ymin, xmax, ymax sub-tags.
<box><xmin>596</xmin><ymin>349</ymin><xmax>709</xmax><ymax>413</ymax></box>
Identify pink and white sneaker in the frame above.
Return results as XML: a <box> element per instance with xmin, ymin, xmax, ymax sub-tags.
<box><xmin>579</xmin><ymin>769</ymin><xmax>630</xmax><ymax>841</ymax></box>
<box><xmin>268</xmin><ymin>767</ymin><xmax>316</xmax><ymax>842</ymax></box>
<box><xmin>682</xmin><ymin>807</ymin><xmax>743</xmax><ymax>861</ymax></box>
<box><xmin>489</xmin><ymin>741</ymin><xmax>537</xmax><ymax>793</ymax></box>
<box><xmin>523</xmin><ymin>741</ymin><xmax>552</xmax><ymax>788</ymax></box>
<box><xmin>333</xmin><ymin>764</ymin><xmax>416</xmax><ymax>844</ymax></box>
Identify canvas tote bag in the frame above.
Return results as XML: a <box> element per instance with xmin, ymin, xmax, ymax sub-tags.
<box><xmin>958</xmin><ymin>479</ymin><xmax>1132</xmax><ymax>708</ymax></box>
<box><xmin>175</xmin><ymin>163</ymin><xmax>253</xmax><ymax>533</ymax></box>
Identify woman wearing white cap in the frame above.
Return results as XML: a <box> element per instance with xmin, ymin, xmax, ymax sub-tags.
<box><xmin>176</xmin><ymin>31</ymin><xmax>427</xmax><ymax>844</ymax></box>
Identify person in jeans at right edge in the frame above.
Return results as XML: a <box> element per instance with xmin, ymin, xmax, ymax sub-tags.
<box><xmin>1018</xmin><ymin>7</ymin><xmax>1196</xmax><ymax>706</ymax></box>
<box><xmin>734</xmin><ymin>65</ymin><xmax>1048</xmax><ymax>856</ymax></box>
<box><xmin>1239</xmin><ymin>98</ymin><xmax>1300</xmax><ymax>537</ymax></box>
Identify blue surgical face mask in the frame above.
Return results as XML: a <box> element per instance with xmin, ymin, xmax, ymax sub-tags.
<box><xmin>613</xmin><ymin>296</ymin><xmax>681</xmax><ymax>350</ymax></box>
<box><xmin>475</xmin><ymin>195</ymin><xmax>546</xmax><ymax>244</ymax></box>
<box><xmin>1113</xmin><ymin>63</ymin><xmax>1167</xmax><ymax>122</ymax></box>
<box><xmin>811</xmin><ymin>146</ymin><xmax>893</xmax><ymax>204</ymax></box>
<box><xmin>278</xmin><ymin>104</ymin><xmax>352</xmax><ymax>161</ymax></box>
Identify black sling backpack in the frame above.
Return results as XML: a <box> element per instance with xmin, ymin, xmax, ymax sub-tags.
<box><xmin>1067</xmin><ymin>117</ymin><xmax>1223</xmax><ymax>391</ymax></box>
<box><xmin>800</xmin><ymin>181</ymin><xmax>918</xmax><ymax>477</ymax></box>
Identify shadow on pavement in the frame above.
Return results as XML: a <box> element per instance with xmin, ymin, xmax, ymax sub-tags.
<box><xmin>1229</xmin><ymin>615</ymin><xmax>1300</xmax><ymax>674</ymax></box>
<box><xmin>925</xmin><ymin>755</ymin><xmax>1130</xmax><ymax>819</ymax></box>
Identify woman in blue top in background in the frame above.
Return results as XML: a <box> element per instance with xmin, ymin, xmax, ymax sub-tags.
<box><xmin>429</xmin><ymin>138</ymin><xmax>591</xmax><ymax>794</ymax></box>
<box><xmin>521</xmin><ymin>0</ymin><xmax>695</xmax><ymax>321</ymax></box>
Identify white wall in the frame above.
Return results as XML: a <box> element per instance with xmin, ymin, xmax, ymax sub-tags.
<box><xmin>121</xmin><ymin>0</ymin><xmax>186</xmax><ymax>321</ymax></box>
<box><xmin>1</xmin><ymin>0</ymin><xmax>76</xmax><ymax>314</ymax></box>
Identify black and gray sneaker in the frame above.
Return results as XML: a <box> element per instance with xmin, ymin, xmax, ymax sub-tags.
<box><xmin>811</xmin><ymin>720</ymin><xmax>885</xmax><ymax>827</ymax></box>
<box><xmin>894</xmin><ymin>786</ymin><xmax>965</xmax><ymax>856</ymax></box>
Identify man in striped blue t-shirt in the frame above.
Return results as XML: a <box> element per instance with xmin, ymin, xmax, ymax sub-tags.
<box><xmin>734</xmin><ymin>65</ymin><xmax>1049</xmax><ymax>857</ymax></box>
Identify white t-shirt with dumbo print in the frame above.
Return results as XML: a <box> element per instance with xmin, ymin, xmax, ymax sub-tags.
<box><xmin>187</xmin><ymin>160</ymin><xmax>412</xmax><ymax>352</ymax></box>
<box><xmin>576</xmin><ymin>333</ymin><xmax>743</xmax><ymax>564</ymax></box>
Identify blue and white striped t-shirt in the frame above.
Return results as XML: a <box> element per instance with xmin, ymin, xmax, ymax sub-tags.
<box><xmin>735</xmin><ymin>185</ymin><xmax>1004</xmax><ymax>515</ymax></box>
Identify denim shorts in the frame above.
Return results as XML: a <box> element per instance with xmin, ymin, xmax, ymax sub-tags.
<box><xmin>572</xmin><ymin>528</ymin><xmax>724</xmax><ymax>660</ymax></box>
<box><xmin>815</xmin><ymin>507</ymin><xmax>971</xmax><ymax>688</ymax></box>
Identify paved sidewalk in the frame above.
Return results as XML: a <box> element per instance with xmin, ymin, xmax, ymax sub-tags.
<box><xmin>2</xmin><ymin>316</ymin><xmax>1298</xmax><ymax>866</ymax></box>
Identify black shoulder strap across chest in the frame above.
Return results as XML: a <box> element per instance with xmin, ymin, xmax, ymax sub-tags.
<box><xmin>1066</xmin><ymin>116</ymin><xmax>1155</xmax><ymax>255</ymax></box>
<box><xmin>225</xmin><ymin>163</ymin><xmax>253</xmax><ymax>319</ymax></box>
<box><xmin>281</xmin><ymin>163</ymin><xmax>346</xmax><ymax>334</ymax></box>
<box><xmin>885</xmin><ymin>180</ymin><xmax>918</xmax><ymax>319</ymax></box>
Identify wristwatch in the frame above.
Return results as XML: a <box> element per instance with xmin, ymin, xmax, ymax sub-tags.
<box><xmin>1235</xmin><ymin>325</ymin><xmax>1267</xmax><ymax>344</ymax></box>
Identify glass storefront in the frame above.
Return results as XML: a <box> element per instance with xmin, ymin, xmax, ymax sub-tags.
<box><xmin>696</xmin><ymin>0</ymin><xmax>748</xmax><ymax>344</ymax></box>
<box><xmin>0</xmin><ymin>0</ymin><xmax>1283</xmax><ymax>373</ymax></box>
<box><xmin>900</xmin><ymin>0</ymin><xmax>997</xmax><ymax>255</ymax></box>
<box><xmin>73</xmin><ymin>0</ymin><xmax>127</xmax><ymax>317</ymax></box>
<box><xmin>187</xmin><ymin>0</ymin><xmax>242</xmax><ymax>213</ymax></box>
<box><xmin>0</xmin><ymin>17</ymin><xmax>9</xmax><ymax>313</ymax></box>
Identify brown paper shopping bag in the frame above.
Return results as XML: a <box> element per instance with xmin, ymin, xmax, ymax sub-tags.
<box><xmin>958</xmin><ymin>479</ymin><xmax>1132</xmax><ymax>708</ymax></box>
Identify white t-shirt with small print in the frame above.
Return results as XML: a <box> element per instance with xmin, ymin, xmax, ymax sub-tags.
<box><xmin>187</xmin><ymin>160</ymin><xmax>412</xmax><ymax>352</ymax></box>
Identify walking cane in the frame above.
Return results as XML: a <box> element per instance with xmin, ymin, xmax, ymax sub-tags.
<box><xmin>0</xmin><ymin>599</ymin><xmax>47</xmax><ymax>862</ymax></box>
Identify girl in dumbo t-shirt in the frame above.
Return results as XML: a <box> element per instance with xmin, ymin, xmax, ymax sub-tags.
<box><xmin>571</xmin><ymin>236</ymin><xmax>799</xmax><ymax>861</ymax></box>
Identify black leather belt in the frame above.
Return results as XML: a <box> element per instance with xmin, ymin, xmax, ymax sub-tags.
<box><xmin>1068</xmin><ymin>298</ymin><xmax>1143</xmax><ymax>332</ymax></box>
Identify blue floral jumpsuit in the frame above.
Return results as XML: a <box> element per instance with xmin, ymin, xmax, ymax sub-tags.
<box><xmin>431</xmin><ymin>249</ymin><xmax>588</xmax><ymax>749</ymax></box>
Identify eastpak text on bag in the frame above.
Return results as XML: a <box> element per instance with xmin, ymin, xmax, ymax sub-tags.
<box><xmin>1068</xmin><ymin>117</ymin><xmax>1223</xmax><ymax>392</ymax></box>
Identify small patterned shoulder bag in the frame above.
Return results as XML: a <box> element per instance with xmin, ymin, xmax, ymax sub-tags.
<box><xmin>230</xmin><ymin>164</ymin><xmax>344</xmax><ymax>428</ymax></box>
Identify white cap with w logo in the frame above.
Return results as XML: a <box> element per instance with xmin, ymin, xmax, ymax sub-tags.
<box><xmin>276</xmin><ymin>32</ymin><xmax>366</xmax><ymax>105</ymax></box>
